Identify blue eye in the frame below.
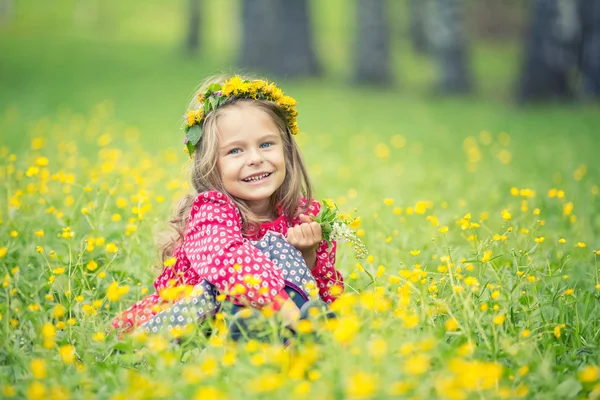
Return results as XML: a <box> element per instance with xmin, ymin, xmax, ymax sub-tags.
<box><xmin>228</xmin><ymin>148</ymin><xmax>241</xmax><ymax>155</ymax></box>
<box><xmin>260</xmin><ymin>142</ymin><xmax>274</xmax><ymax>149</ymax></box>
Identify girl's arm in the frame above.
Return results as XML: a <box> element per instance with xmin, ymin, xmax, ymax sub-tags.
<box><xmin>296</xmin><ymin>198</ymin><xmax>345</xmax><ymax>304</ymax></box>
<box><xmin>184</xmin><ymin>192</ymin><xmax>289</xmax><ymax>310</ymax></box>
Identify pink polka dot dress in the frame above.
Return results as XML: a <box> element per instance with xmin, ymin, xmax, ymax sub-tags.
<box><xmin>111</xmin><ymin>191</ymin><xmax>344</xmax><ymax>335</ymax></box>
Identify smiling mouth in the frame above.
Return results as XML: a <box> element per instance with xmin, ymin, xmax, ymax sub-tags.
<box><xmin>242</xmin><ymin>172</ymin><xmax>272</xmax><ymax>183</ymax></box>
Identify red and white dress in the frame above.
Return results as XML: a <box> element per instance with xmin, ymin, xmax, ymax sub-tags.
<box><xmin>111</xmin><ymin>190</ymin><xmax>344</xmax><ymax>334</ymax></box>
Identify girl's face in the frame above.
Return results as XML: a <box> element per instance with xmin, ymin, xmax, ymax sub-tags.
<box><xmin>216</xmin><ymin>103</ymin><xmax>286</xmax><ymax>218</ymax></box>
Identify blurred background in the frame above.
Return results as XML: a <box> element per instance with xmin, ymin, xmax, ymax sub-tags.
<box><xmin>0</xmin><ymin>0</ymin><xmax>599</xmax><ymax>175</ymax></box>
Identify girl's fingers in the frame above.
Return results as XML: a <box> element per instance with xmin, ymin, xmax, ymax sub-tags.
<box><xmin>299</xmin><ymin>213</ymin><xmax>312</xmax><ymax>224</ymax></box>
<box><xmin>309</xmin><ymin>222</ymin><xmax>322</xmax><ymax>240</ymax></box>
<box><xmin>287</xmin><ymin>228</ymin><xmax>296</xmax><ymax>244</ymax></box>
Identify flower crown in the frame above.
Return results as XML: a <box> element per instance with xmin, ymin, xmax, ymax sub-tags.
<box><xmin>183</xmin><ymin>75</ymin><xmax>300</xmax><ymax>156</ymax></box>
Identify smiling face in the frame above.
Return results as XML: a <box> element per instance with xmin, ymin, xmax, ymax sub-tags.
<box><xmin>216</xmin><ymin>103</ymin><xmax>287</xmax><ymax>219</ymax></box>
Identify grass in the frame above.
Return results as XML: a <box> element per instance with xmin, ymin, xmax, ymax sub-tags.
<box><xmin>1</xmin><ymin>1</ymin><xmax>600</xmax><ymax>399</ymax></box>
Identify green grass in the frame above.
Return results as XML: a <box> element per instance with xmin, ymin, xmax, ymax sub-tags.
<box><xmin>1</xmin><ymin>2</ymin><xmax>600</xmax><ymax>399</ymax></box>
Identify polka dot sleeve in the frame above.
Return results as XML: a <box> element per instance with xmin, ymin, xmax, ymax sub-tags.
<box><xmin>183</xmin><ymin>191</ymin><xmax>289</xmax><ymax>310</ymax></box>
<box><xmin>304</xmin><ymin>199</ymin><xmax>345</xmax><ymax>304</ymax></box>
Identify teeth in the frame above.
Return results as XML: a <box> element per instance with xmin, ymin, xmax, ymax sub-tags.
<box><xmin>243</xmin><ymin>173</ymin><xmax>270</xmax><ymax>182</ymax></box>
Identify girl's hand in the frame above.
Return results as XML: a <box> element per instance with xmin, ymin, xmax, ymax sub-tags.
<box><xmin>287</xmin><ymin>214</ymin><xmax>322</xmax><ymax>252</ymax></box>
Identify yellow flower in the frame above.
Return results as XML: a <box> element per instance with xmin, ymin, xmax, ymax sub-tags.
<box><xmin>249</xmin><ymin>372</ymin><xmax>284</xmax><ymax>393</ymax></box>
<box><xmin>563</xmin><ymin>288</ymin><xmax>574</xmax><ymax>296</ymax></box>
<box><xmin>106</xmin><ymin>282</ymin><xmax>129</xmax><ymax>302</ymax></box>
<box><xmin>30</xmin><ymin>358</ymin><xmax>47</xmax><ymax>379</ymax></box>
<box><xmin>0</xmin><ymin>248</ymin><xmax>7</xmax><ymax>258</ymax></box>
<box><xmin>346</xmin><ymin>372</ymin><xmax>377</xmax><ymax>398</ymax></box>
<box><xmin>59</xmin><ymin>344</ymin><xmax>75</xmax><ymax>364</ymax></box>
<box><xmin>186</xmin><ymin>111</ymin><xmax>196</xmax><ymax>127</ymax></box>
<box><xmin>576</xmin><ymin>242</ymin><xmax>586</xmax><ymax>248</ymax></box>
<box><xmin>52</xmin><ymin>304</ymin><xmax>66</xmax><ymax>319</ymax></box>
<box><xmin>559</xmin><ymin>238</ymin><xmax>566</xmax><ymax>244</ymax></box>
<box><xmin>92</xmin><ymin>332</ymin><xmax>105</xmax><ymax>341</ymax></box>
<box><xmin>404</xmin><ymin>354</ymin><xmax>430</xmax><ymax>375</ymax></box>
<box><xmin>493</xmin><ymin>314</ymin><xmax>505</xmax><ymax>325</ymax></box>
<box><xmin>2</xmin><ymin>384</ymin><xmax>16</xmax><ymax>397</ymax></box>
<box><xmin>481</xmin><ymin>250</ymin><xmax>493</xmax><ymax>262</ymax></box>
<box><xmin>521</xmin><ymin>328</ymin><xmax>531</xmax><ymax>338</ymax></box>
<box><xmin>535</xmin><ymin>237</ymin><xmax>544</xmax><ymax>243</ymax></box>
<box><xmin>410</xmin><ymin>250</ymin><xmax>420</xmax><ymax>256</ymax></box>
<box><xmin>554</xmin><ymin>325</ymin><xmax>561</xmax><ymax>338</ymax></box>
<box><xmin>445</xmin><ymin>318</ymin><xmax>459</xmax><ymax>332</ymax></box>
<box><xmin>501</xmin><ymin>209</ymin><xmax>512</xmax><ymax>221</ymax></box>
<box><xmin>349</xmin><ymin>217</ymin><xmax>361</xmax><ymax>229</ymax></box>
<box><xmin>86</xmin><ymin>260</ymin><xmax>98</xmax><ymax>271</ymax></box>
<box><xmin>34</xmin><ymin>229</ymin><xmax>44</xmax><ymax>237</ymax></box>
<box><xmin>438</xmin><ymin>225</ymin><xmax>449</xmax><ymax>234</ymax></box>
<box><xmin>383</xmin><ymin>198</ymin><xmax>394</xmax><ymax>206</ymax></box>
<box><xmin>27</xmin><ymin>381</ymin><xmax>46</xmax><ymax>399</ymax></box>
<box><xmin>194</xmin><ymin>386</ymin><xmax>227</xmax><ymax>400</ymax></box>
<box><xmin>42</xmin><ymin>323</ymin><xmax>56</xmax><ymax>339</ymax></box>
<box><xmin>105</xmin><ymin>242</ymin><xmax>118</xmax><ymax>253</ymax></box>
<box><xmin>578</xmin><ymin>365</ymin><xmax>599</xmax><ymax>383</ymax></box>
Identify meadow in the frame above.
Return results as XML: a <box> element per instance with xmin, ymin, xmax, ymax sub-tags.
<box><xmin>2</xmin><ymin>1</ymin><xmax>600</xmax><ymax>399</ymax></box>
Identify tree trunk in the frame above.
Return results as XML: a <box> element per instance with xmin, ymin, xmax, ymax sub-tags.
<box><xmin>578</xmin><ymin>0</ymin><xmax>600</xmax><ymax>98</ymax></box>
<box><xmin>239</xmin><ymin>0</ymin><xmax>319</xmax><ymax>78</ymax></box>
<box><xmin>185</xmin><ymin>0</ymin><xmax>202</xmax><ymax>55</ymax></box>
<box><xmin>517</xmin><ymin>0</ymin><xmax>579</xmax><ymax>101</ymax></box>
<box><xmin>239</xmin><ymin>0</ymin><xmax>276</xmax><ymax>72</ymax></box>
<box><xmin>270</xmin><ymin>0</ymin><xmax>321</xmax><ymax>77</ymax></box>
<box><xmin>354</xmin><ymin>0</ymin><xmax>393</xmax><ymax>86</ymax></box>
<box><xmin>409</xmin><ymin>0</ymin><xmax>431</xmax><ymax>54</ymax></box>
<box><xmin>429</xmin><ymin>0</ymin><xmax>473</xmax><ymax>93</ymax></box>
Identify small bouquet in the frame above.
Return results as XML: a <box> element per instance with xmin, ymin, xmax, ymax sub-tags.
<box><xmin>314</xmin><ymin>199</ymin><xmax>368</xmax><ymax>259</ymax></box>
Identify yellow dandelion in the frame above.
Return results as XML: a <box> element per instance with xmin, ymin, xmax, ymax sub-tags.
<box><xmin>59</xmin><ymin>344</ymin><xmax>75</xmax><ymax>364</ymax></box>
<box><xmin>493</xmin><ymin>314</ymin><xmax>506</xmax><ymax>325</ymax></box>
<box><xmin>578</xmin><ymin>365</ymin><xmax>599</xmax><ymax>383</ymax></box>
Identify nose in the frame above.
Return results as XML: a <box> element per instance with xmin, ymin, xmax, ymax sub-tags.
<box><xmin>247</xmin><ymin>148</ymin><xmax>264</xmax><ymax>166</ymax></box>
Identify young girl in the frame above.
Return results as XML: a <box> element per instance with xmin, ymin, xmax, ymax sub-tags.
<box><xmin>111</xmin><ymin>75</ymin><xmax>344</xmax><ymax>339</ymax></box>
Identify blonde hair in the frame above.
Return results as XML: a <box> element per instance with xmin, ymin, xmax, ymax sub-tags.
<box><xmin>156</xmin><ymin>74</ymin><xmax>313</xmax><ymax>267</ymax></box>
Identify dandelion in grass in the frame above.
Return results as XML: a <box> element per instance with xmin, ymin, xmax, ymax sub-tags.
<box><xmin>313</xmin><ymin>199</ymin><xmax>368</xmax><ymax>259</ymax></box>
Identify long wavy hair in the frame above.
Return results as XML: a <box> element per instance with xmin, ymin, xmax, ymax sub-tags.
<box><xmin>156</xmin><ymin>74</ymin><xmax>313</xmax><ymax>268</ymax></box>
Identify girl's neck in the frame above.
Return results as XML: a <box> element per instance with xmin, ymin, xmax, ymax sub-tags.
<box><xmin>247</xmin><ymin>198</ymin><xmax>278</xmax><ymax>222</ymax></box>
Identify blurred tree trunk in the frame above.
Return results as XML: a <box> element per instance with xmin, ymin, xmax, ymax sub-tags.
<box><xmin>239</xmin><ymin>0</ymin><xmax>319</xmax><ymax>77</ymax></box>
<box><xmin>354</xmin><ymin>0</ymin><xmax>392</xmax><ymax>85</ymax></box>
<box><xmin>409</xmin><ymin>0</ymin><xmax>431</xmax><ymax>54</ymax></box>
<box><xmin>429</xmin><ymin>0</ymin><xmax>473</xmax><ymax>93</ymax></box>
<box><xmin>517</xmin><ymin>0</ymin><xmax>579</xmax><ymax>101</ymax></box>
<box><xmin>185</xmin><ymin>0</ymin><xmax>202</xmax><ymax>55</ymax></box>
<box><xmin>271</xmin><ymin>0</ymin><xmax>321</xmax><ymax>77</ymax></box>
<box><xmin>239</xmin><ymin>0</ymin><xmax>277</xmax><ymax>72</ymax></box>
<box><xmin>578</xmin><ymin>0</ymin><xmax>600</xmax><ymax>98</ymax></box>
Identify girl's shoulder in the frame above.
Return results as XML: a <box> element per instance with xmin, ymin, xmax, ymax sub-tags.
<box><xmin>190</xmin><ymin>190</ymin><xmax>240</xmax><ymax>219</ymax></box>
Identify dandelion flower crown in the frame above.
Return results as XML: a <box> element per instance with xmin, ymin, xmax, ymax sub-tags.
<box><xmin>183</xmin><ymin>75</ymin><xmax>300</xmax><ymax>156</ymax></box>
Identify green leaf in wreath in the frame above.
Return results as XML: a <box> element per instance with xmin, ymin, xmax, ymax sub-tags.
<box><xmin>186</xmin><ymin>125</ymin><xmax>203</xmax><ymax>146</ymax></box>
<box><xmin>203</xmin><ymin>98</ymin><xmax>210</xmax><ymax>115</ymax></box>
<box><xmin>207</xmin><ymin>83</ymin><xmax>222</xmax><ymax>92</ymax></box>
<box><xmin>209</xmin><ymin>97</ymin><xmax>218</xmax><ymax>111</ymax></box>
<box><xmin>186</xmin><ymin>140</ymin><xmax>196</xmax><ymax>156</ymax></box>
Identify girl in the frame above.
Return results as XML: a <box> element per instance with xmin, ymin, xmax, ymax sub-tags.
<box><xmin>111</xmin><ymin>75</ymin><xmax>343</xmax><ymax>339</ymax></box>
